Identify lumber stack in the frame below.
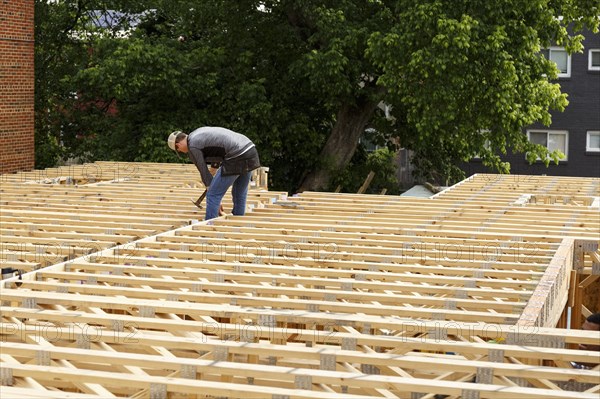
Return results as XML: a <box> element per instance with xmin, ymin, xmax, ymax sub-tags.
<box><xmin>1</xmin><ymin>165</ymin><xmax>599</xmax><ymax>398</ymax></box>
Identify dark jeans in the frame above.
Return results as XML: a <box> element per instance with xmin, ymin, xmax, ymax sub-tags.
<box><xmin>205</xmin><ymin>168</ymin><xmax>252</xmax><ymax>220</ymax></box>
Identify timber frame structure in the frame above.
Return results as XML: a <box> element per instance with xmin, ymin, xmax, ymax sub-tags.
<box><xmin>0</xmin><ymin>162</ymin><xmax>599</xmax><ymax>398</ymax></box>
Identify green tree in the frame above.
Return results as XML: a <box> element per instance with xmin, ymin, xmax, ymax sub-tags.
<box><xmin>37</xmin><ymin>0</ymin><xmax>599</xmax><ymax>191</ymax></box>
<box><xmin>332</xmin><ymin>146</ymin><xmax>401</xmax><ymax>195</ymax></box>
<box><xmin>367</xmin><ymin>0</ymin><xmax>599</xmax><ymax>184</ymax></box>
<box><xmin>34</xmin><ymin>0</ymin><xmax>89</xmax><ymax>168</ymax></box>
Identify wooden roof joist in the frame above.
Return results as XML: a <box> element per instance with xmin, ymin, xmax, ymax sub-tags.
<box><xmin>3</xmin><ymin>309</ymin><xmax>599</xmax><ymax>360</ymax></box>
<box><xmin>0</xmin><ymin>288</ymin><xmax>523</xmax><ymax>327</ymax></box>
<box><xmin>141</xmin><ymin>240</ymin><xmax>550</xmax><ymax>278</ymax></box>
<box><xmin>212</xmin><ymin>212</ymin><xmax>598</xmax><ymax>240</ymax></box>
<box><xmin>1</xmin><ymin>164</ymin><xmax>599</xmax><ymax>398</ymax></box>
<box><xmin>103</xmin><ymin>247</ymin><xmax>546</xmax><ymax>286</ymax></box>
<box><xmin>286</xmin><ymin>206</ymin><xmax>595</xmax><ymax>233</ymax></box>
<box><xmin>1</xmin><ymin>162</ymin><xmax>281</xmax><ymax>283</ymax></box>
<box><xmin>24</xmin><ymin>271</ymin><xmax>526</xmax><ymax>312</ymax></box>
<box><xmin>1</xmin><ymin>342</ymin><xmax>598</xmax><ymax>398</ymax></box>
<box><xmin>171</xmin><ymin>225</ymin><xmax>563</xmax><ymax>249</ymax></box>
<box><xmin>3</xmin><ymin>279</ymin><xmax>520</xmax><ymax>324</ymax></box>
<box><xmin>5</xmin><ymin>363</ymin><xmax>597</xmax><ymax>399</ymax></box>
<box><xmin>53</xmin><ymin>258</ymin><xmax>535</xmax><ymax>301</ymax></box>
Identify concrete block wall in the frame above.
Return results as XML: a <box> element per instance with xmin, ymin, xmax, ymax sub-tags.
<box><xmin>0</xmin><ymin>0</ymin><xmax>35</xmax><ymax>174</ymax></box>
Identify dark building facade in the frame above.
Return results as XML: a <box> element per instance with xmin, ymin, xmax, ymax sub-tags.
<box><xmin>464</xmin><ymin>29</ymin><xmax>600</xmax><ymax>178</ymax></box>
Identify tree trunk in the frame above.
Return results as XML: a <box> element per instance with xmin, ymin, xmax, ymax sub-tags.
<box><xmin>298</xmin><ymin>97</ymin><xmax>379</xmax><ymax>192</ymax></box>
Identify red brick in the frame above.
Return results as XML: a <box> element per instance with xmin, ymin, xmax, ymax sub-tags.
<box><xmin>0</xmin><ymin>0</ymin><xmax>35</xmax><ymax>174</ymax></box>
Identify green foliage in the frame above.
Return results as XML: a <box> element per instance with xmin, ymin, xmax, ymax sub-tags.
<box><xmin>35</xmin><ymin>0</ymin><xmax>599</xmax><ymax>190</ymax></box>
<box><xmin>332</xmin><ymin>147</ymin><xmax>400</xmax><ymax>194</ymax></box>
<box><xmin>33</xmin><ymin>127</ymin><xmax>62</xmax><ymax>169</ymax></box>
<box><xmin>34</xmin><ymin>0</ymin><xmax>88</xmax><ymax>168</ymax></box>
<box><xmin>367</xmin><ymin>0</ymin><xmax>596</xmax><ymax>184</ymax></box>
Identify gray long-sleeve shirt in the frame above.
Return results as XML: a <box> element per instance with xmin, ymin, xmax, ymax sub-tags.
<box><xmin>187</xmin><ymin>127</ymin><xmax>256</xmax><ymax>187</ymax></box>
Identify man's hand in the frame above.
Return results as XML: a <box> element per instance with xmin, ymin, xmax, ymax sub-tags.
<box><xmin>219</xmin><ymin>204</ymin><xmax>225</xmax><ymax>216</ymax></box>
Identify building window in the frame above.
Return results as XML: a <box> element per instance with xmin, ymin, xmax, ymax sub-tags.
<box><xmin>541</xmin><ymin>47</ymin><xmax>571</xmax><ymax>77</ymax></box>
<box><xmin>527</xmin><ymin>130</ymin><xmax>568</xmax><ymax>161</ymax></box>
<box><xmin>589</xmin><ymin>49</ymin><xmax>600</xmax><ymax>71</ymax></box>
<box><xmin>587</xmin><ymin>131</ymin><xmax>600</xmax><ymax>152</ymax></box>
<box><xmin>472</xmin><ymin>138</ymin><xmax>491</xmax><ymax>160</ymax></box>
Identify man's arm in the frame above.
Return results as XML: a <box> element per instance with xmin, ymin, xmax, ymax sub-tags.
<box><xmin>188</xmin><ymin>147</ymin><xmax>213</xmax><ymax>187</ymax></box>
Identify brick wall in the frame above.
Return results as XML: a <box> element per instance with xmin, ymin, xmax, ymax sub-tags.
<box><xmin>0</xmin><ymin>0</ymin><xmax>35</xmax><ymax>174</ymax></box>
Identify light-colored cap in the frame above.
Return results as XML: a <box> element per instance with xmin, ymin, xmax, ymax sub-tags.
<box><xmin>167</xmin><ymin>131</ymin><xmax>182</xmax><ymax>151</ymax></box>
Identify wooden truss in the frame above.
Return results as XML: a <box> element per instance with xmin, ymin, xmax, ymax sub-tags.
<box><xmin>1</xmin><ymin>163</ymin><xmax>599</xmax><ymax>398</ymax></box>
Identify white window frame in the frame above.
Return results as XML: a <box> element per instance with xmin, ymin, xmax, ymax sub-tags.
<box><xmin>542</xmin><ymin>47</ymin><xmax>571</xmax><ymax>78</ymax></box>
<box><xmin>527</xmin><ymin>130</ymin><xmax>569</xmax><ymax>161</ymax></box>
<box><xmin>589</xmin><ymin>49</ymin><xmax>600</xmax><ymax>71</ymax></box>
<box><xmin>472</xmin><ymin>136</ymin><xmax>491</xmax><ymax>160</ymax></box>
<box><xmin>587</xmin><ymin>131</ymin><xmax>600</xmax><ymax>152</ymax></box>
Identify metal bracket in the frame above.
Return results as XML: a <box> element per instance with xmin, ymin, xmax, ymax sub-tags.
<box><xmin>180</xmin><ymin>364</ymin><xmax>197</xmax><ymax>379</ymax></box>
<box><xmin>361</xmin><ymin>364</ymin><xmax>380</xmax><ymax>375</ymax></box>
<box><xmin>461</xmin><ymin>389</ymin><xmax>480</xmax><ymax>399</ymax></box>
<box><xmin>112</xmin><ymin>319</ymin><xmax>124</xmax><ymax>332</ymax></box>
<box><xmin>465</xmin><ymin>279</ymin><xmax>477</xmax><ymax>288</ymax></box>
<box><xmin>428</xmin><ymin>327</ymin><xmax>447</xmax><ymax>341</ymax></box>
<box><xmin>191</xmin><ymin>284</ymin><xmax>203</xmax><ymax>292</ymax></box>
<box><xmin>213</xmin><ymin>346</ymin><xmax>228</xmax><ymax>361</ymax></box>
<box><xmin>488</xmin><ymin>349</ymin><xmax>504</xmax><ymax>363</ymax></box>
<box><xmin>320</xmin><ymin>354</ymin><xmax>336</xmax><ymax>371</ymax></box>
<box><xmin>139</xmin><ymin>306</ymin><xmax>155</xmax><ymax>318</ymax></box>
<box><xmin>233</xmin><ymin>265</ymin><xmax>244</xmax><ymax>273</ymax></box>
<box><xmin>362</xmin><ymin>323</ymin><xmax>371</xmax><ymax>334</ymax></box>
<box><xmin>294</xmin><ymin>375</ymin><xmax>312</xmax><ymax>390</ymax></box>
<box><xmin>476</xmin><ymin>367</ymin><xmax>493</xmax><ymax>384</ymax></box>
<box><xmin>0</xmin><ymin>368</ymin><xmax>14</xmax><ymax>386</ymax></box>
<box><xmin>149</xmin><ymin>383</ymin><xmax>167</xmax><ymax>399</ymax></box>
<box><xmin>431</xmin><ymin>312</ymin><xmax>446</xmax><ymax>321</ymax></box>
<box><xmin>539</xmin><ymin>335</ymin><xmax>565</xmax><ymax>349</ymax></box>
<box><xmin>259</xmin><ymin>314</ymin><xmax>276</xmax><ymax>328</ymax></box>
<box><xmin>444</xmin><ymin>300</ymin><xmax>457</xmax><ymax>310</ymax></box>
<box><xmin>324</xmin><ymin>293</ymin><xmax>336</xmax><ymax>301</ymax></box>
<box><xmin>77</xmin><ymin>334</ymin><xmax>91</xmax><ymax>349</ymax></box>
<box><xmin>454</xmin><ymin>290</ymin><xmax>468</xmax><ymax>299</ymax></box>
<box><xmin>23</xmin><ymin>297</ymin><xmax>37</xmax><ymax>309</ymax></box>
<box><xmin>36</xmin><ymin>350</ymin><xmax>51</xmax><ymax>366</ymax></box>
<box><xmin>342</xmin><ymin>337</ymin><xmax>357</xmax><ymax>351</ymax></box>
<box><xmin>56</xmin><ymin>285</ymin><xmax>69</xmax><ymax>294</ymax></box>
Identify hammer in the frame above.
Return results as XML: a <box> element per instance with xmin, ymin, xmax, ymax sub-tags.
<box><xmin>191</xmin><ymin>190</ymin><xmax>207</xmax><ymax>209</ymax></box>
<box><xmin>192</xmin><ymin>189</ymin><xmax>225</xmax><ymax>216</ymax></box>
